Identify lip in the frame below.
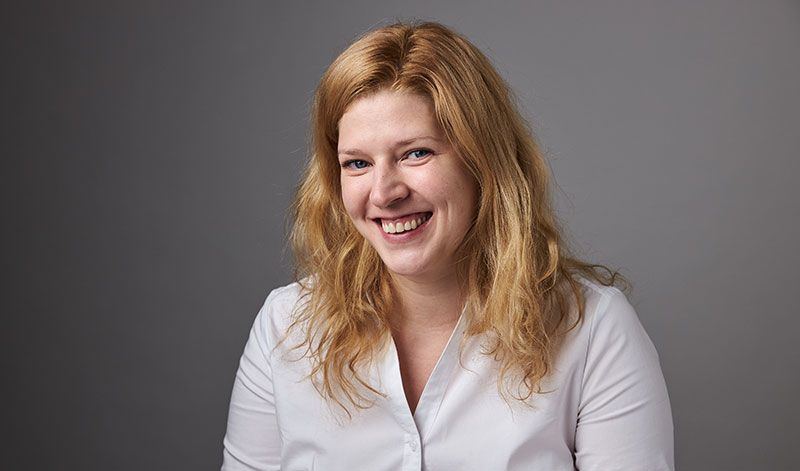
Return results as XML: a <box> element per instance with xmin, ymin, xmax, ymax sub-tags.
<box><xmin>373</xmin><ymin>211</ymin><xmax>432</xmax><ymax>242</ymax></box>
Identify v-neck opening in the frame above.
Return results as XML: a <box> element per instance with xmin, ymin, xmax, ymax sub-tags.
<box><xmin>409</xmin><ymin>309</ymin><xmax>468</xmax><ymax>435</ymax></box>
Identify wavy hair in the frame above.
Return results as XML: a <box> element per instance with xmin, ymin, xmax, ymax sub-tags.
<box><xmin>289</xmin><ymin>21</ymin><xmax>623</xmax><ymax>413</ymax></box>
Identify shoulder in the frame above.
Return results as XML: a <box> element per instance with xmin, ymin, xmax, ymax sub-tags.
<box><xmin>554</xmin><ymin>277</ymin><xmax>664</xmax><ymax>386</ymax></box>
<box><xmin>251</xmin><ymin>281</ymin><xmax>307</xmax><ymax>348</ymax></box>
<box><xmin>572</xmin><ymin>278</ymin><xmax>667</xmax><ymax>397</ymax></box>
<box><xmin>262</xmin><ymin>281</ymin><xmax>305</xmax><ymax>314</ymax></box>
<box><xmin>576</xmin><ymin>277</ymin><xmax>632</xmax><ymax>319</ymax></box>
<box><xmin>575</xmin><ymin>278</ymin><xmax>648</xmax><ymax>346</ymax></box>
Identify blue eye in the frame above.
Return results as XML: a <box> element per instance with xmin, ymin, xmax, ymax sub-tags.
<box><xmin>343</xmin><ymin>159</ymin><xmax>369</xmax><ymax>169</ymax></box>
<box><xmin>408</xmin><ymin>149</ymin><xmax>432</xmax><ymax>159</ymax></box>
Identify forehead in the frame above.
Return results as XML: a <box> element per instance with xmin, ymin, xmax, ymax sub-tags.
<box><xmin>338</xmin><ymin>91</ymin><xmax>443</xmax><ymax>145</ymax></box>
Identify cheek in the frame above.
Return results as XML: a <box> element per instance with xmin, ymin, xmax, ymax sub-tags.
<box><xmin>440</xmin><ymin>169</ymin><xmax>479</xmax><ymax>210</ymax></box>
<box><xmin>450</xmin><ymin>179</ymin><xmax>480</xmax><ymax>227</ymax></box>
<box><xmin>339</xmin><ymin>179</ymin><xmax>366</xmax><ymax>219</ymax></box>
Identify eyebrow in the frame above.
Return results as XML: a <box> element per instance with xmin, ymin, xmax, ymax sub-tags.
<box><xmin>337</xmin><ymin>135</ymin><xmax>443</xmax><ymax>156</ymax></box>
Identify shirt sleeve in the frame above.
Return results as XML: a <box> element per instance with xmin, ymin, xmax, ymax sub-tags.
<box><xmin>573</xmin><ymin>288</ymin><xmax>674</xmax><ymax>471</ymax></box>
<box><xmin>222</xmin><ymin>290</ymin><xmax>283</xmax><ymax>471</ymax></box>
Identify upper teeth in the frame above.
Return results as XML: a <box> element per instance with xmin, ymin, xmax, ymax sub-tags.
<box><xmin>381</xmin><ymin>214</ymin><xmax>429</xmax><ymax>234</ymax></box>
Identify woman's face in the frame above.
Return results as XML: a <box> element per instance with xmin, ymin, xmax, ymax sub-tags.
<box><xmin>337</xmin><ymin>90</ymin><xmax>479</xmax><ymax>284</ymax></box>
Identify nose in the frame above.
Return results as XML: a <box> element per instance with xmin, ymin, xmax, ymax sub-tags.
<box><xmin>369</xmin><ymin>163</ymin><xmax>409</xmax><ymax>208</ymax></box>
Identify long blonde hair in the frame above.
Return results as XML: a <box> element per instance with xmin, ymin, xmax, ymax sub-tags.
<box><xmin>289</xmin><ymin>21</ymin><xmax>623</xmax><ymax>413</ymax></box>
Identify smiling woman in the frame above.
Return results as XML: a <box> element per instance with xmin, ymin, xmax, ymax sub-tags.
<box><xmin>222</xmin><ymin>21</ymin><xmax>674</xmax><ymax>471</ymax></box>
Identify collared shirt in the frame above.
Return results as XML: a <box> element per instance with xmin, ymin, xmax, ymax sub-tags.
<box><xmin>222</xmin><ymin>280</ymin><xmax>674</xmax><ymax>471</ymax></box>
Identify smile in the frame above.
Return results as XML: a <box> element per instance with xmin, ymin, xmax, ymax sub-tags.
<box><xmin>379</xmin><ymin>213</ymin><xmax>431</xmax><ymax>234</ymax></box>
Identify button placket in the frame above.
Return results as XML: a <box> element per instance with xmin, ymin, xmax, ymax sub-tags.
<box><xmin>408</xmin><ymin>438</ymin><xmax>418</xmax><ymax>452</ymax></box>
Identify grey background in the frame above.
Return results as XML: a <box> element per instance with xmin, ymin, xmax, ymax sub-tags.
<box><xmin>4</xmin><ymin>1</ymin><xmax>798</xmax><ymax>470</ymax></box>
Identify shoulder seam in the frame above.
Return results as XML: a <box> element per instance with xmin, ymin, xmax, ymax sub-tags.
<box><xmin>578</xmin><ymin>285</ymin><xmax>614</xmax><ymax>410</ymax></box>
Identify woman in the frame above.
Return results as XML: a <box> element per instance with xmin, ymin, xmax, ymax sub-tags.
<box><xmin>223</xmin><ymin>22</ymin><xmax>673</xmax><ymax>471</ymax></box>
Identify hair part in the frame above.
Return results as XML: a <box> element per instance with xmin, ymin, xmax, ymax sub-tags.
<box><xmin>289</xmin><ymin>21</ymin><xmax>624</xmax><ymax>415</ymax></box>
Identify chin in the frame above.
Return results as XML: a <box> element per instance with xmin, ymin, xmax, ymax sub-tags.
<box><xmin>382</xmin><ymin>259</ymin><xmax>429</xmax><ymax>279</ymax></box>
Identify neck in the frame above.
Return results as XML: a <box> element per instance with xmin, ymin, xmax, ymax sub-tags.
<box><xmin>389</xmin><ymin>271</ymin><xmax>464</xmax><ymax>336</ymax></box>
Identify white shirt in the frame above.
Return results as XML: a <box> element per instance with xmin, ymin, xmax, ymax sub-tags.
<box><xmin>222</xmin><ymin>280</ymin><xmax>674</xmax><ymax>471</ymax></box>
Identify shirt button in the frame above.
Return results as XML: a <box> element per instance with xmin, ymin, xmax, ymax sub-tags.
<box><xmin>409</xmin><ymin>440</ymin><xmax>418</xmax><ymax>452</ymax></box>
